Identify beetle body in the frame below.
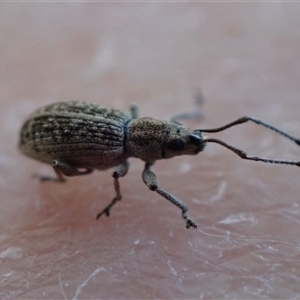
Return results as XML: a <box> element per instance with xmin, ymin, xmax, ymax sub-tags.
<box><xmin>19</xmin><ymin>100</ymin><xmax>300</xmax><ymax>229</ymax></box>
<box><xmin>20</xmin><ymin>101</ymin><xmax>132</xmax><ymax>170</ymax></box>
<box><xmin>19</xmin><ymin>101</ymin><xmax>206</xmax><ymax>168</ymax></box>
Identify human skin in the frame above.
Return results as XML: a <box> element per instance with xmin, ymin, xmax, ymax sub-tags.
<box><xmin>1</xmin><ymin>3</ymin><xmax>300</xmax><ymax>299</ymax></box>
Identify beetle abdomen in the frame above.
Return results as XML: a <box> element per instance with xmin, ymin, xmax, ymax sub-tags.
<box><xmin>19</xmin><ymin>101</ymin><xmax>131</xmax><ymax>169</ymax></box>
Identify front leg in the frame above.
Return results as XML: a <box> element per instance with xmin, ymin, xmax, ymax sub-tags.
<box><xmin>96</xmin><ymin>161</ymin><xmax>129</xmax><ymax>219</ymax></box>
<box><xmin>33</xmin><ymin>160</ymin><xmax>93</xmax><ymax>183</ymax></box>
<box><xmin>142</xmin><ymin>163</ymin><xmax>197</xmax><ymax>229</ymax></box>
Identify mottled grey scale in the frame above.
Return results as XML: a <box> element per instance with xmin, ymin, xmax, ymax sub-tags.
<box><xmin>20</xmin><ymin>101</ymin><xmax>131</xmax><ymax>169</ymax></box>
<box><xmin>19</xmin><ymin>119</ymin><xmax>32</xmax><ymax>146</ymax></box>
<box><xmin>41</xmin><ymin>101</ymin><xmax>127</xmax><ymax>123</ymax></box>
<box><xmin>32</xmin><ymin>121</ymin><xmax>123</xmax><ymax>141</ymax></box>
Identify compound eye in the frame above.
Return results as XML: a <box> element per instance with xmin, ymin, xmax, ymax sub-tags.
<box><xmin>167</xmin><ymin>139</ymin><xmax>184</xmax><ymax>151</ymax></box>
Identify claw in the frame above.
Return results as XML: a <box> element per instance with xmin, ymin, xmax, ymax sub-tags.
<box><xmin>186</xmin><ymin>219</ymin><xmax>197</xmax><ymax>229</ymax></box>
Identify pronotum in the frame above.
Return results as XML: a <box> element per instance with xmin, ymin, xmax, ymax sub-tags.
<box><xmin>19</xmin><ymin>100</ymin><xmax>300</xmax><ymax>229</ymax></box>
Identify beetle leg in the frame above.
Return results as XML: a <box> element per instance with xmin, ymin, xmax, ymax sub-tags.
<box><xmin>33</xmin><ymin>160</ymin><xmax>93</xmax><ymax>183</ymax></box>
<box><xmin>142</xmin><ymin>163</ymin><xmax>197</xmax><ymax>229</ymax></box>
<box><xmin>129</xmin><ymin>104</ymin><xmax>138</xmax><ymax>119</ymax></box>
<box><xmin>170</xmin><ymin>91</ymin><xmax>204</xmax><ymax>123</ymax></box>
<box><xmin>96</xmin><ymin>160</ymin><xmax>129</xmax><ymax>219</ymax></box>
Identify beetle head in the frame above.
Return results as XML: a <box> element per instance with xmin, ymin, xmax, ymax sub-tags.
<box><xmin>126</xmin><ymin>118</ymin><xmax>206</xmax><ymax>162</ymax></box>
<box><xmin>162</xmin><ymin>124</ymin><xmax>206</xmax><ymax>159</ymax></box>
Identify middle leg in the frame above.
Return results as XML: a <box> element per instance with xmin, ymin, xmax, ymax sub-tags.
<box><xmin>96</xmin><ymin>160</ymin><xmax>129</xmax><ymax>219</ymax></box>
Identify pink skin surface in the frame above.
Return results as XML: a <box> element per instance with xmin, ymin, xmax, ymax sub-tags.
<box><xmin>1</xmin><ymin>3</ymin><xmax>300</xmax><ymax>299</ymax></box>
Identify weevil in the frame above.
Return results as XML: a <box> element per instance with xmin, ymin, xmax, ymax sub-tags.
<box><xmin>19</xmin><ymin>100</ymin><xmax>300</xmax><ymax>229</ymax></box>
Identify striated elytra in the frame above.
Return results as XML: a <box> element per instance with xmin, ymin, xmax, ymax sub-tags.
<box><xmin>19</xmin><ymin>101</ymin><xmax>300</xmax><ymax>229</ymax></box>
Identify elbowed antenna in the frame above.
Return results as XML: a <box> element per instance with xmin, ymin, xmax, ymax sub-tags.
<box><xmin>197</xmin><ymin>116</ymin><xmax>300</xmax><ymax>167</ymax></box>
<box><xmin>200</xmin><ymin>116</ymin><xmax>300</xmax><ymax>145</ymax></box>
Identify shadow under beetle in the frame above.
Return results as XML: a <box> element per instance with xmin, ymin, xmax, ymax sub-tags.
<box><xmin>19</xmin><ymin>100</ymin><xmax>300</xmax><ymax>229</ymax></box>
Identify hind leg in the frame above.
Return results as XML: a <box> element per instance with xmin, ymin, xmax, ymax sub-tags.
<box><xmin>96</xmin><ymin>161</ymin><xmax>129</xmax><ymax>219</ymax></box>
<box><xmin>33</xmin><ymin>160</ymin><xmax>93</xmax><ymax>183</ymax></box>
